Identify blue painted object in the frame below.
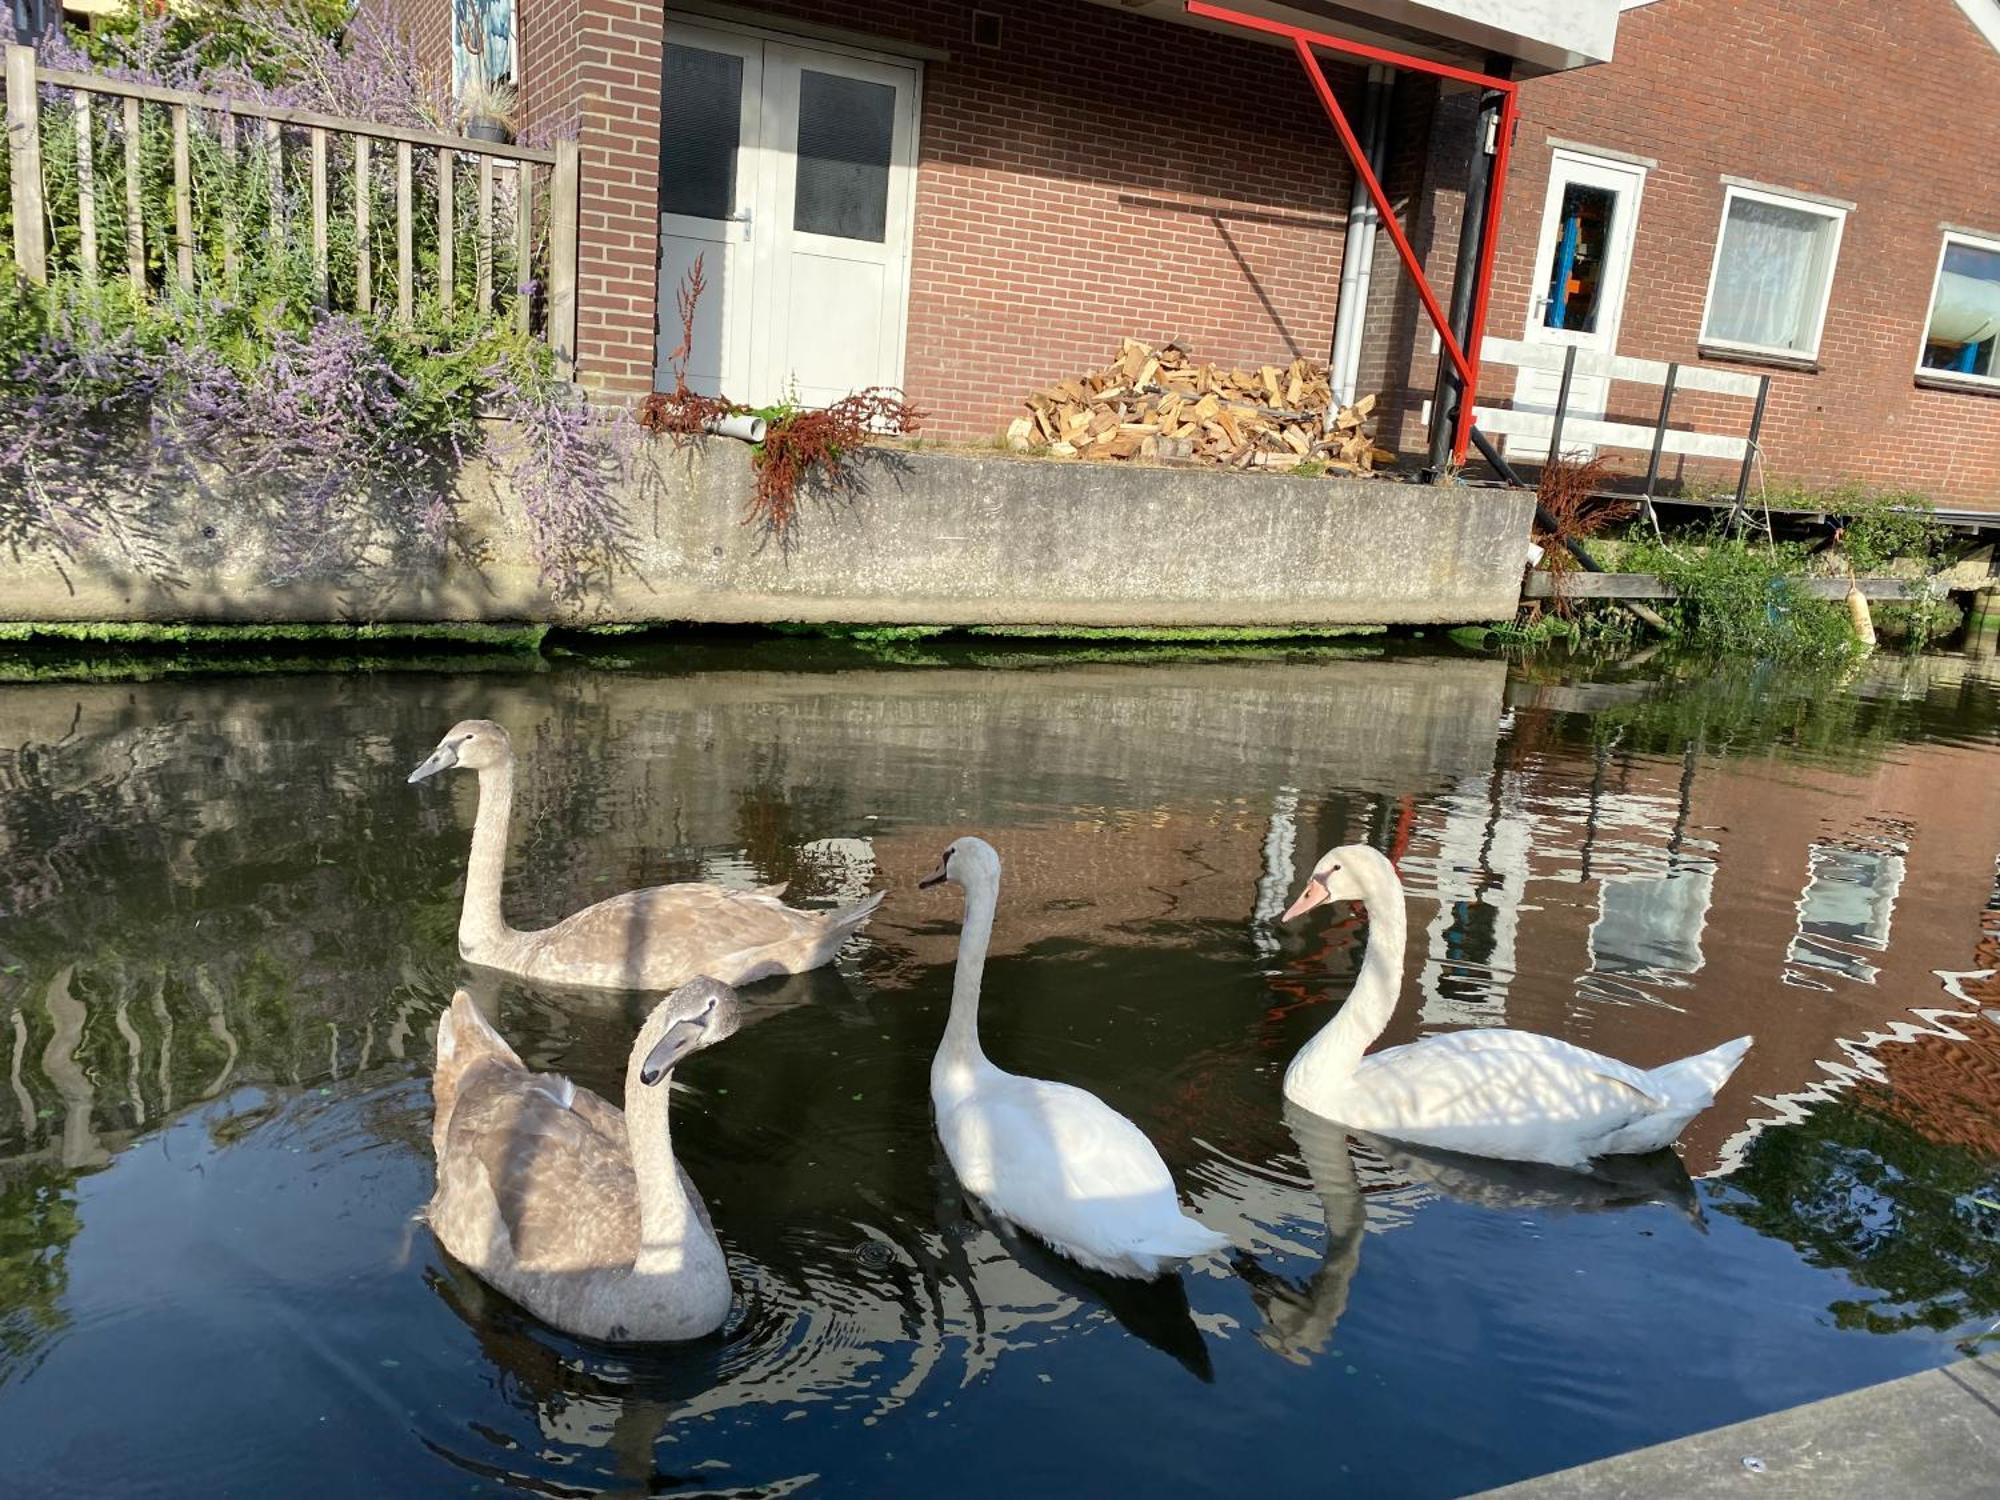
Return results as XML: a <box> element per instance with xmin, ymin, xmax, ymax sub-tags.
<box><xmin>1549</xmin><ymin>214</ymin><xmax>1580</xmax><ymax>328</ymax></box>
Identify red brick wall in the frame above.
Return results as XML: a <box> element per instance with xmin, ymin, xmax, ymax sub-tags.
<box><xmin>1386</xmin><ymin>0</ymin><xmax>2000</xmax><ymax>507</ymax></box>
<box><xmin>670</xmin><ymin>0</ymin><xmax>1364</xmax><ymax>437</ymax></box>
<box><xmin>371</xmin><ymin>0</ymin><xmax>1365</xmax><ymax>419</ymax></box>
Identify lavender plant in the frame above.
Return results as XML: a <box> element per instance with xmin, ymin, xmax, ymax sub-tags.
<box><xmin>1</xmin><ymin>3</ymin><xmax>618</xmax><ymax>605</ymax></box>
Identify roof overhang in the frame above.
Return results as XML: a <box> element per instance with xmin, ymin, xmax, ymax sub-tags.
<box><xmin>1088</xmin><ymin>0</ymin><xmax>1620</xmax><ymax>77</ymax></box>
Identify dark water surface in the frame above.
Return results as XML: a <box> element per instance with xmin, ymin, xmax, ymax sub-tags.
<box><xmin>3</xmin><ymin>641</ymin><xmax>1999</xmax><ymax>1498</ymax></box>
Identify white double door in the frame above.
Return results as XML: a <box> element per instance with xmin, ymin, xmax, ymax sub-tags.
<box><xmin>655</xmin><ymin>20</ymin><xmax>919</xmax><ymax>408</ymax></box>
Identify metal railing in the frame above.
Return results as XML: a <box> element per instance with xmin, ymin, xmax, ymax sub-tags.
<box><xmin>1443</xmin><ymin>338</ymin><xmax>1774</xmax><ymax>521</ymax></box>
<box><xmin>2</xmin><ymin>42</ymin><xmax>579</xmax><ymax>373</ymax></box>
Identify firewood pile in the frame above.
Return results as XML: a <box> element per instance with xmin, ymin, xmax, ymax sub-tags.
<box><xmin>1006</xmin><ymin>339</ymin><xmax>1395</xmax><ymax>472</ymax></box>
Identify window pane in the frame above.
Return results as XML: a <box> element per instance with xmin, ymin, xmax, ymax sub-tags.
<box><xmin>660</xmin><ymin>44</ymin><xmax>742</xmax><ymax>221</ymax></box>
<box><xmin>1705</xmin><ymin>195</ymin><xmax>1835</xmax><ymax>352</ymax></box>
<box><xmin>794</xmin><ymin>70</ymin><xmax>894</xmax><ymax>242</ymax></box>
<box><xmin>1541</xmin><ymin>183</ymin><xmax>1619</xmax><ymax>333</ymax></box>
<box><xmin>1921</xmin><ymin>239</ymin><xmax>2000</xmax><ymax>379</ymax></box>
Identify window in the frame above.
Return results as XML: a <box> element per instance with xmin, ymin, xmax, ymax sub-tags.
<box><xmin>1699</xmin><ymin>184</ymin><xmax>1847</xmax><ymax>360</ymax></box>
<box><xmin>1918</xmin><ymin>232</ymin><xmax>2000</xmax><ymax>388</ymax></box>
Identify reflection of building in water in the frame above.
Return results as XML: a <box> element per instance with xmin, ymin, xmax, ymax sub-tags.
<box><xmin>1712</xmin><ymin>855</ymin><xmax>2000</xmax><ymax>1175</ymax></box>
<box><xmin>1407</xmin><ymin>766</ymin><xmax>1533</xmax><ymax>1031</ymax></box>
<box><xmin>1784</xmin><ymin>823</ymin><xmax>1911</xmax><ymax>989</ymax></box>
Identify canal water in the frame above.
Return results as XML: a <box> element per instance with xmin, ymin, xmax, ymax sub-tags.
<box><xmin>1</xmin><ymin>639</ymin><xmax>1997</xmax><ymax>1497</ymax></box>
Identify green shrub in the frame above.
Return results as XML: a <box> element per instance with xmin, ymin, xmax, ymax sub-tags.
<box><xmin>1626</xmin><ymin>529</ymin><xmax>1859</xmax><ymax>664</ymax></box>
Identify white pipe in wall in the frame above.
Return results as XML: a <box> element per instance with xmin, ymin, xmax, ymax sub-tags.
<box><xmin>1330</xmin><ymin>66</ymin><xmax>1391</xmax><ymax>411</ymax></box>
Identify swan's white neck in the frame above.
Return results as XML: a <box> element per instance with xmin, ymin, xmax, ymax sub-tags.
<box><xmin>623</xmin><ymin>1053</ymin><xmax>706</xmax><ymax>1273</ymax></box>
<box><xmin>934</xmin><ymin>868</ymin><xmax>996</xmax><ymax>1101</ymax></box>
<box><xmin>461</xmin><ymin>758</ymin><xmax>521</xmax><ymax>953</ymax></box>
<box><xmin>1285</xmin><ymin>862</ymin><xmax>1408</xmax><ymax>1101</ymax></box>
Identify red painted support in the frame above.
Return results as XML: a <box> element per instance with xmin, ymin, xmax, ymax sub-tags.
<box><xmin>1185</xmin><ymin>1</ymin><xmax>1520</xmax><ymax>464</ymax></box>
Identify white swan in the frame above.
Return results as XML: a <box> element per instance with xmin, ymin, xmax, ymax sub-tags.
<box><xmin>920</xmin><ymin>836</ymin><xmax>1229</xmax><ymax>1278</ymax></box>
<box><xmin>427</xmin><ymin>979</ymin><xmax>739</xmax><ymax>1341</ymax></box>
<box><xmin>409</xmin><ymin>719</ymin><xmax>883</xmax><ymax>990</ymax></box>
<box><xmin>1280</xmin><ymin>844</ymin><xmax>1752</xmax><ymax>1169</ymax></box>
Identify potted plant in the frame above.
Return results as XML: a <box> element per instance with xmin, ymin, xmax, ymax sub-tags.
<box><xmin>459</xmin><ymin>78</ymin><xmax>518</xmax><ymax>144</ymax></box>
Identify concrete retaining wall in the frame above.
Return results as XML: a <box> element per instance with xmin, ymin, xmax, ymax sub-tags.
<box><xmin>3</xmin><ymin>436</ymin><xmax>1533</xmax><ymax>628</ymax></box>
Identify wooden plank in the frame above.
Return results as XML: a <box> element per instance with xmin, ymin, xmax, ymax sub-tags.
<box><xmin>308</xmin><ymin>126</ymin><xmax>328</xmax><ymax>302</ymax></box>
<box><xmin>435</xmin><ymin>146</ymin><xmax>453</xmax><ymax>310</ymax></box>
<box><xmin>1524</xmin><ymin>572</ymin><xmax>1921</xmax><ymax>601</ymax></box>
<box><xmin>122</xmin><ymin>95</ymin><xmax>142</xmax><ymax>291</ymax></box>
<box><xmin>353</xmin><ymin>135</ymin><xmax>371</xmax><ymax>313</ymax></box>
<box><xmin>219</xmin><ymin>110</ymin><xmax>238</xmax><ymax>280</ymax></box>
<box><xmin>263</xmin><ymin>117</ymin><xmax>282</xmax><ymax>244</ymax></box>
<box><xmin>476</xmin><ymin>156</ymin><xmax>493</xmax><ymax>315</ymax></box>
<box><xmin>1477</xmin><ymin>335</ymin><xmax>1763</xmax><ymax>398</ymax></box>
<box><xmin>6</xmin><ymin>44</ymin><xmax>47</xmax><ymax>284</ymax></box>
<box><xmin>73</xmin><ymin>90</ymin><xmax>96</xmax><ymax>284</ymax></box>
<box><xmin>170</xmin><ymin>102</ymin><xmax>193</xmax><ymax>290</ymax></box>
<box><xmin>1454</xmin><ymin>404</ymin><xmax>1750</xmax><ymax>462</ymax></box>
<box><xmin>548</xmin><ymin>138</ymin><xmax>578</xmax><ymax>376</ymax></box>
<box><xmin>513</xmin><ymin>161</ymin><xmax>533</xmax><ymax>334</ymax></box>
<box><xmin>395</xmin><ymin>139</ymin><xmax>413</xmax><ymax>325</ymax></box>
<box><xmin>34</xmin><ymin>65</ymin><xmax>559</xmax><ymax>163</ymax></box>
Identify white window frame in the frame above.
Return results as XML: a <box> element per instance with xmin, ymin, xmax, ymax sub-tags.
<box><xmin>1698</xmin><ymin>182</ymin><xmax>1848</xmax><ymax>362</ymax></box>
<box><xmin>1916</xmin><ymin>228</ymin><xmax>2000</xmax><ymax>390</ymax></box>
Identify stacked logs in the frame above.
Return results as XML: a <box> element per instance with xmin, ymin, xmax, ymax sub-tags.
<box><xmin>1007</xmin><ymin>339</ymin><xmax>1394</xmax><ymax>472</ymax></box>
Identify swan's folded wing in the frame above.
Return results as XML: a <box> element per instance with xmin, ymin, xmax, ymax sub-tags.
<box><xmin>1411</xmin><ymin>1030</ymin><xmax>1670</xmax><ymax>1106</ymax></box>
<box><xmin>544</xmin><ymin>883</ymin><xmax>817</xmax><ymax>966</ymax></box>
<box><xmin>446</xmin><ymin>1063</ymin><xmax>640</xmax><ymax>1273</ymax></box>
<box><xmin>976</xmin><ymin>1077</ymin><xmax>1178</xmax><ymax>1216</ymax></box>
<box><xmin>1355</xmin><ymin>1032</ymin><xmax>1669</xmax><ymax>1136</ymax></box>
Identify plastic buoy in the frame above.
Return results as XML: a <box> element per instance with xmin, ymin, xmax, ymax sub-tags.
<box><xmin>1847</xmin><ymin>583</ymin><xmax>1877</xmax><ymax>650</ymax></box>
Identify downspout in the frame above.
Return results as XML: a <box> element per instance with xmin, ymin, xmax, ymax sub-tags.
<box><xmin>1425</xmin><ymin>55</ymin><xmax>1513</xmax><ymax>476</ymax></box>
<box><xmin>1328</xmin><ymin>65</ymin><xmax>1392</xmax><ymax>412</ymax></box>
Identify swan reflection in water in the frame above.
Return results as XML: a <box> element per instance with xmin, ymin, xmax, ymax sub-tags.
<box><xmin>1235</xmin><ymin>1104</ymin><xmax>1700</xmax><ymax>1365</ymax></box>
<box><xmin>416</xmin><ymin>1134</ymin><xmax>1215</xmax><ymax>1492</ymax></box>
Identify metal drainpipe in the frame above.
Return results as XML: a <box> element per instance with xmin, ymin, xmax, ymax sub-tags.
<box><xmin>1328</xmin><ymin>65</ymin><xmax>1392</xmax><ymax>412</ymax></box>
<box><xmin>1425</xmin><ymin>54</ymin><xmax>1513</xmax><ymax>478</ymax></box>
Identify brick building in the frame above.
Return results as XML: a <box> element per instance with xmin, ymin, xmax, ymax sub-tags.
<box><xmin>392</xmin><ymin>0</ymin><xmax>2000</xmax><ymax>508</ymax></box>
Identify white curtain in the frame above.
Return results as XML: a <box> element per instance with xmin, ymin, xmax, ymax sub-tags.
<box><xmin>1707</xmin><ymin>197</ymin><xmax>1828</xmax><ymax>351</ymax></box>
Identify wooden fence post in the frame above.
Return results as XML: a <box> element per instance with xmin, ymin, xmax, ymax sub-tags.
<box><xmin>476</xmin><ymin>155</ymin><xmax>493</xmax><ymax>315</ymax></box>
<box><xmin>513</xmin><ymin>161</ymin><xmax>534</xmax><ymax>336</ymax></box>
<box><xmin>73</xmin><ymin>90</ymin><xmax>96</xmax><ymax>284</ymax></box>
<box><xmin>6</xmin><ymin>44</ymin><xmax>47</xmax><ymax>284</ymax></box>
<box><xmin>353</xmin><ymin>135</ymin><xmax>372</xmax><ymax>313</ymax></box>
<box><xmin>310</xmin><ymin>125</ymin><xmax>328</xmax><ymax>303</ymax></box>
<box><xmin>170</xmin><ymin>102</ymin><xmax>193</xmax><ymax>290</ymax></box>
<box><xmin>436</xmin><ymin>146</ymin><xmax>454</xmax><ymax>310</ymax></box>
<box><xmin>549</xmin><ymin>137</ymin><xmax>579</xmax><ymax>379</ymax></box>
<box><xmin>395</xmin><ymin>139</ymin><xmax>413</xmax><ymax>325</ymax></box>
<box><xmin>122</xmin><ymin>95</ymin><xmax>143</xmax><ymax>292</ymax></box>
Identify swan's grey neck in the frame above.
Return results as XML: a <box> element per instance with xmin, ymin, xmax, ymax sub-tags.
<box><xmin>623</xmin><ymin>1056</ymin><xmax>699</xmax><ymax>1270</ymax></box>
<box><xmin>937</xmin><ymin>870</ymin><xmax>996</xmax><ymax>1085</ymax></box>
<box><xmin>1287</xmin><ymin>863</ymin><xmax>1408</xmax><ymax>1096</ymax></box>
<box><xmin>461</xmin><ymin>758</ymin><xmax>520</xmax><ymax>952</ymax></box>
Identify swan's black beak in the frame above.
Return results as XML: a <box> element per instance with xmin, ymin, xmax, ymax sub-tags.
<box><xmin>639</xmin><ymin>988</ymin><xmax>730</xmax><ymax>1085</ymax></box>
<box><xmin>407</xmin><ymin>743</ymin><xmax>458</xmax><ymax>784</ymax></box>
<box><xmin>639</xmin><ymin>1017</ymin><xmax>707</xmax><ymax>1086</ymax></box>
<box><xmin>917</xmin><ymin>858</ymin><xmax>950</xmax><ymax>890</ymax></box>
<box><xmin>1281</xmin><ymin>877</ymin><xmax>1330</xmax><ymax>924</ymax></box>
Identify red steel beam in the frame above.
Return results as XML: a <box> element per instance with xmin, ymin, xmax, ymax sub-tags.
<box><xmin>1184</xmin><ymin>1</ymin><xmax>1518</xmax><ymax>463</ymax></box>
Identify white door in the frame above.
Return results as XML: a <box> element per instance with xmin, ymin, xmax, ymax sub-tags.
<box><xmin>656</xmin><ymin>25</ymin><xmax>761</xmax><ymax>397</ymax></box>
<box><xmin>656</xmin><ymin>22</ymin><xmax>919</xmax><ymax>408</ymax></box>
<box><xmin>1509</xmin><ymin>150</ymin><xmax>1647</xmax><ymax>459</ymax></box>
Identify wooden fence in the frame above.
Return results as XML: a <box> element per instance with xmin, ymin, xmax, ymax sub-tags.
<box><xmin>2</xmin><ymin>42</ymin><xmax>579</xmax><ymax>375</ymax></box>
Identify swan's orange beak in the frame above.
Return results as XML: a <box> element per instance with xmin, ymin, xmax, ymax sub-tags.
<box><xmin>1281</xmin><ymin>876</ymin><xmax>1330</xmax><ymax>924</ymax></box>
